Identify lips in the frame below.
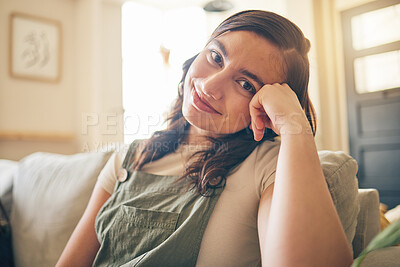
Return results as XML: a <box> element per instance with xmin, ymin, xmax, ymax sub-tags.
<box><xmin>192</xmin><ymin>88</ymin><xmax>221</xmax><ymax>115</ymax></box>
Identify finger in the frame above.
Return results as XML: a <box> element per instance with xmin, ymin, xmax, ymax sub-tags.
<box><xmin>249</xmin><ymin>107</ymin><xmax>265</xmax><ymax>130</ymax></box>
<box><xmin>249</xmin><ymin>94</ymin><xmax>266</xmax><ymax>141</ymax></box>
<box><xmin>251</xmin><ymin>120</ymin><xmax>260</xmax><ymax>141</ymax></box>
<box><xmin>251</xmin><ymin>115</ymin><xmax>266</xmax><ymax>141</ymax></box>
<box><xmin>254</xmin><ymin>112</ymin><xmax>265</xmax><ymax>130</ymax></box>
<box><xmin>255</xmin><ymin>127</ymin><xmax>265</xmax><ymax>141</ymax></box>
<box><xmin>251</xmin><ymin>115</ymin><xmax>264</xmax><ymax>141</ymax></box>
<box><xmin>249</xmin><ymin>92</ymin><xmax>263</xmax><ymax>121</ymax></box>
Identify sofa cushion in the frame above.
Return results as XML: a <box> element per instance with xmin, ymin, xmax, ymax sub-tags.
<box><xmin>10</xmin><ymin>151</ymin><xmax>112</xmax><ymax>267</ymax></box>
<box><xmin>359</xmin><ymin>246</ymin><xmax>400</xmax><ymax>266</ymax></box>
<box><xmin>318</xmin><ymin>150</ymin><xmax>360</xmax><ymax>257</ymax></box>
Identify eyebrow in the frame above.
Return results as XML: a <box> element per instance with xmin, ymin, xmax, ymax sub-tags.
<box><xmin>211</xmin><ymin>39</ymin><xmax>265</xmax><ymax>88</ymax></box>
<box><xmin>240</xmin><ymin>70</ymin><xmax>265</xmax><ymax>88</ymax></box>
<box><xmin>212</xmin><ymin>39</ymin><xmax>228</xmax><ymax>59</ymax></box>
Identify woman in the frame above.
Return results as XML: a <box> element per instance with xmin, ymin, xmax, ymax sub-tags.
<box><xmin>57</xmin><ymin>10</ymin><xmax>353</xmax><ymax>266</ymax></box>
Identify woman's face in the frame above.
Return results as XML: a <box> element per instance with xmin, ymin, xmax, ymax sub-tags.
<box><xmin>182</xmin><ymin>30</ymin><xmax>285</xmax><ymax>135</ymax></box>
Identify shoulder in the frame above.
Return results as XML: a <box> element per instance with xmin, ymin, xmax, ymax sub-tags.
<box><xmin>114</xmin><ymin>139</ymin><xmax>146</xmax><ymax>166</ymax></box>
<box><xmin>96</xmin><ymin>144</ymin><xmax>130</xmax><ymax>194</ymax></box>
<box><xmin>110</xmin><ymin>144</ymin><xmax>130</xmax><ymax>168</ymax></box>
<box><xmin>229</xmin><ymin>138</ymin><xmax>280</xmax><ymax>198</ymax></box>
<box><xmin>254</xmin><ymin>138</ymin><xmax>281</xmax><ymax>160</ymax></box>
<box><xmin>254</xmin><ymin>138</ymin><xmax>281</xmax><ymax>172</ymax></box>
<box><xmin>233</xmin><ymin>138</ymin><xmax>280</xmax><ymax>175</ymax></box>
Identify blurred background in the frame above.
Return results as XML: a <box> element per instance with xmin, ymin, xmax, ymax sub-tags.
<box><xmin>0</xmin><ymin>0</ymin><xmax>399</xmax><ymax>205</ymax></box>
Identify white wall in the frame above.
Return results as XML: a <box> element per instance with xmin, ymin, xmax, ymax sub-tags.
<box><xmin>74</xmin><ymin>0</ymin><xmax>124</xmax><ymax>153</ymax></box>
<box><xmin>0</xmin><ymin>0</ymin><xmax>123</xmax><ymax>160</ymax></box>
<box><xmin>0</xmin><ymin>0</ymin><xmax>77</xmax><ymax>160</ymax></box>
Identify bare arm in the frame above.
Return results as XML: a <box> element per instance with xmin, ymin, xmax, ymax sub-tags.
<box><xmin>56</xmin><ymin>183</ymin><xmax>111</xmax><ymax>267</ymax></box>
<box><xmin>251</xmin><ymin>84</ymin><xmax>353</xmax><ymax>266</ymax></box>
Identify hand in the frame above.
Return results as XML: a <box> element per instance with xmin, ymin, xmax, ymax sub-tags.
<box><xmin>249</xmin><ymin>83</ymin><xmax>310</xmax><ymax>141</ymax></box>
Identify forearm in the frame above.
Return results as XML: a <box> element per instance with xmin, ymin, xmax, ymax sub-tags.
<box><xmin>261</xmin><ymin>119</ymin><xmax>353</xmax><ymax>266</ymax></box>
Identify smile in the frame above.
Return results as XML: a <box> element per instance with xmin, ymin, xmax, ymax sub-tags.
<box><xmin>191</xmin><ymin>88</ymin><xmax>221</xmax><ymax>115</ymax></box>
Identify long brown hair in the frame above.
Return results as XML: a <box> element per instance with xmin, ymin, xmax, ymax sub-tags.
<box><xmin>131</xmin><ymin>10</ymin><xmax>316</xmax><ymax>195</ymax></box>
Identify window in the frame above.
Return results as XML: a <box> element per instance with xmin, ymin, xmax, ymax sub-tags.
<box><xmin>122</xmin><ymin>2</ymin><xmax>207</xmax><ymax>143</ymax></box>
<box><xmin>354</xmin><ymin>50</ymin><xmax>400</xmax><ymax>93</ymax></box>
<box><xmin>351</xmin><ymin>4</ymin><xmax>400</xmax><ymax>50</ymax></box>
<box><xmin>346</xmin><ymin>2</ymin><xmax>400</xmax><ymax>94</ymax></box>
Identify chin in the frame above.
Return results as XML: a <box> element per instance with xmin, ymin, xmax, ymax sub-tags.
<box><xmin>182</xmin><ymin>98</ymin><xmax>249</xmax><ymax>135</ymax></box>
<box><xmin>183</xmin><ymin>112</ymin><xmax>246</xmax><ymax>136</ymax></box>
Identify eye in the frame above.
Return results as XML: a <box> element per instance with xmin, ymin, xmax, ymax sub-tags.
<box><xmin>210</xmin><ymin>50</ymin><xmax>223</xmax><ymax>66</ymax></box>
<box><xmin>238</xmin><ymin>80</ymin><xmax>256</xmax><ymax>93</ymax></box>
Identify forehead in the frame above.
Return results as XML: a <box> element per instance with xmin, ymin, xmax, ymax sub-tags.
<box><xmin>210</xmin><ymin>31</ymin><xmax>285</xmax><ymax>84</ymax></box>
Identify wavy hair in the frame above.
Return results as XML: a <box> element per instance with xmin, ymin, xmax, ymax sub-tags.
<box><xmin>130</xmin><ymin>10</ymin><xmax>316</xmax><ymax>195</ymax></box>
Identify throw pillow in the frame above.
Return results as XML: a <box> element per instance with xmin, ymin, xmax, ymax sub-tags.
<box><xmin>11</xmin><ymin>151</ymin><xmax>112</xmax><ymax>267</ymax></box>
<box><xmin>318</xmin><ymin>150</ymin><xmax>360</xmax><ymax>256</ymax></box>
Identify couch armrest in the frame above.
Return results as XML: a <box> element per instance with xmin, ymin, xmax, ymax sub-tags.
<box><xmin>352</xmin><ymin>189</ymin><xmax>380</xmax><ymax>258</ymax></box>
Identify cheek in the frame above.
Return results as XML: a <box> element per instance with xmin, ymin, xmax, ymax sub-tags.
<box><xmin>229</xmin><ymin>93</ymin><xmax>251</xmax><ymax>114</ymax></box>
<box><xmin>182</xmin><ymin>85</ymin><xmax>193</xmax><ymax>117</ymax></box>
<box><xmin>183</xmin><ymin>54</ymin><xmax>211</xmax><ymax>95</ymax></box>
<box><xmin>187</xmin><ymin>53</ymin><xmax>211</xmax><ymax>78</ymax></box>
<box><xmin>227</xmin><ymin>98</ymin><xmax>252</xmax><ymax>126</ymax></box>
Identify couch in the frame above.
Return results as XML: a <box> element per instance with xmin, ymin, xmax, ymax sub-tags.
<box><xmin>0</xmin><ymin>149</ymin><xmax>399</xmax><ymax>267</ymax></box>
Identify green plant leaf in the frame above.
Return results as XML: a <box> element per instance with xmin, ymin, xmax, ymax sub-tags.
<box><xmin>352</xmin><ymin>220</ymin><xmax>400</xmax><ymax>267</ymax></box>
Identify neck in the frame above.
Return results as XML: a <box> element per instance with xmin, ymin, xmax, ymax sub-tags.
<box><xmin>183</xmin><ymin>125</ymin><xmax>221</xmax><ymax>147</ymax></box>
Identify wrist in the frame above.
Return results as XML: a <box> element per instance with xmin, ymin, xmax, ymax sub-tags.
<box><xmin>274</xmin><ymin>112</ymin><xmax>313</xmax><ymax>136</ymax></box>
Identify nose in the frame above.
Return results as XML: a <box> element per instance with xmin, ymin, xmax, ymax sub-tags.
<box><xmin>194</xmin><ymin>72</ymin><xmax>225</xmax><ymax>100</ymax></box>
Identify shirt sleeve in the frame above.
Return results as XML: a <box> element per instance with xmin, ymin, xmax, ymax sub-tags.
<box><xmin>97</xmin><ymin>149</ymin><xmax>128</xmax><ymax>194</ymax></box>
<box><xmin>254</xmin><ymin>139</ymin><xmax>281</xmax><ymax>197</ymax></box>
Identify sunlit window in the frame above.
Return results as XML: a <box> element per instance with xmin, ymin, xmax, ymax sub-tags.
<box><xmin>348</xmin><ymin>3</ymin><xmax>400</xmax><ymax>94</ymax></box>
<box><xmin>354</xmin><ymin>50</ymin><xmax>400</xmax><ymax>93</ymax></box>
<box><xmin>122</xmin><ymin>2</ymin><xmax>207</xmax><ymax>143</ymax></box>
<box><xmin>351</xmin><ymin>4</ymin><xmax>400</xmax><ymax>51</ymax></box>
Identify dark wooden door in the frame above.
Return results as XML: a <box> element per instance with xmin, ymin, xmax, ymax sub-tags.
<box><xmin>342</xmin><ymin>0</ymin><xmax>400</xmax><ymax>208</ymax></box>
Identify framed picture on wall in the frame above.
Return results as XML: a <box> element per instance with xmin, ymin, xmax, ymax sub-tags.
<box><xmin>9</xmin><ymin>12</ymin><xmax>62</xmax><ymax>83</ymax></box>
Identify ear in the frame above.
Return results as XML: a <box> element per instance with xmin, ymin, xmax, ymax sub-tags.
<box><xmin>178</xmin><ymin>81</ymin><xmax>184</xmax><ymax>95</ymax></box>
